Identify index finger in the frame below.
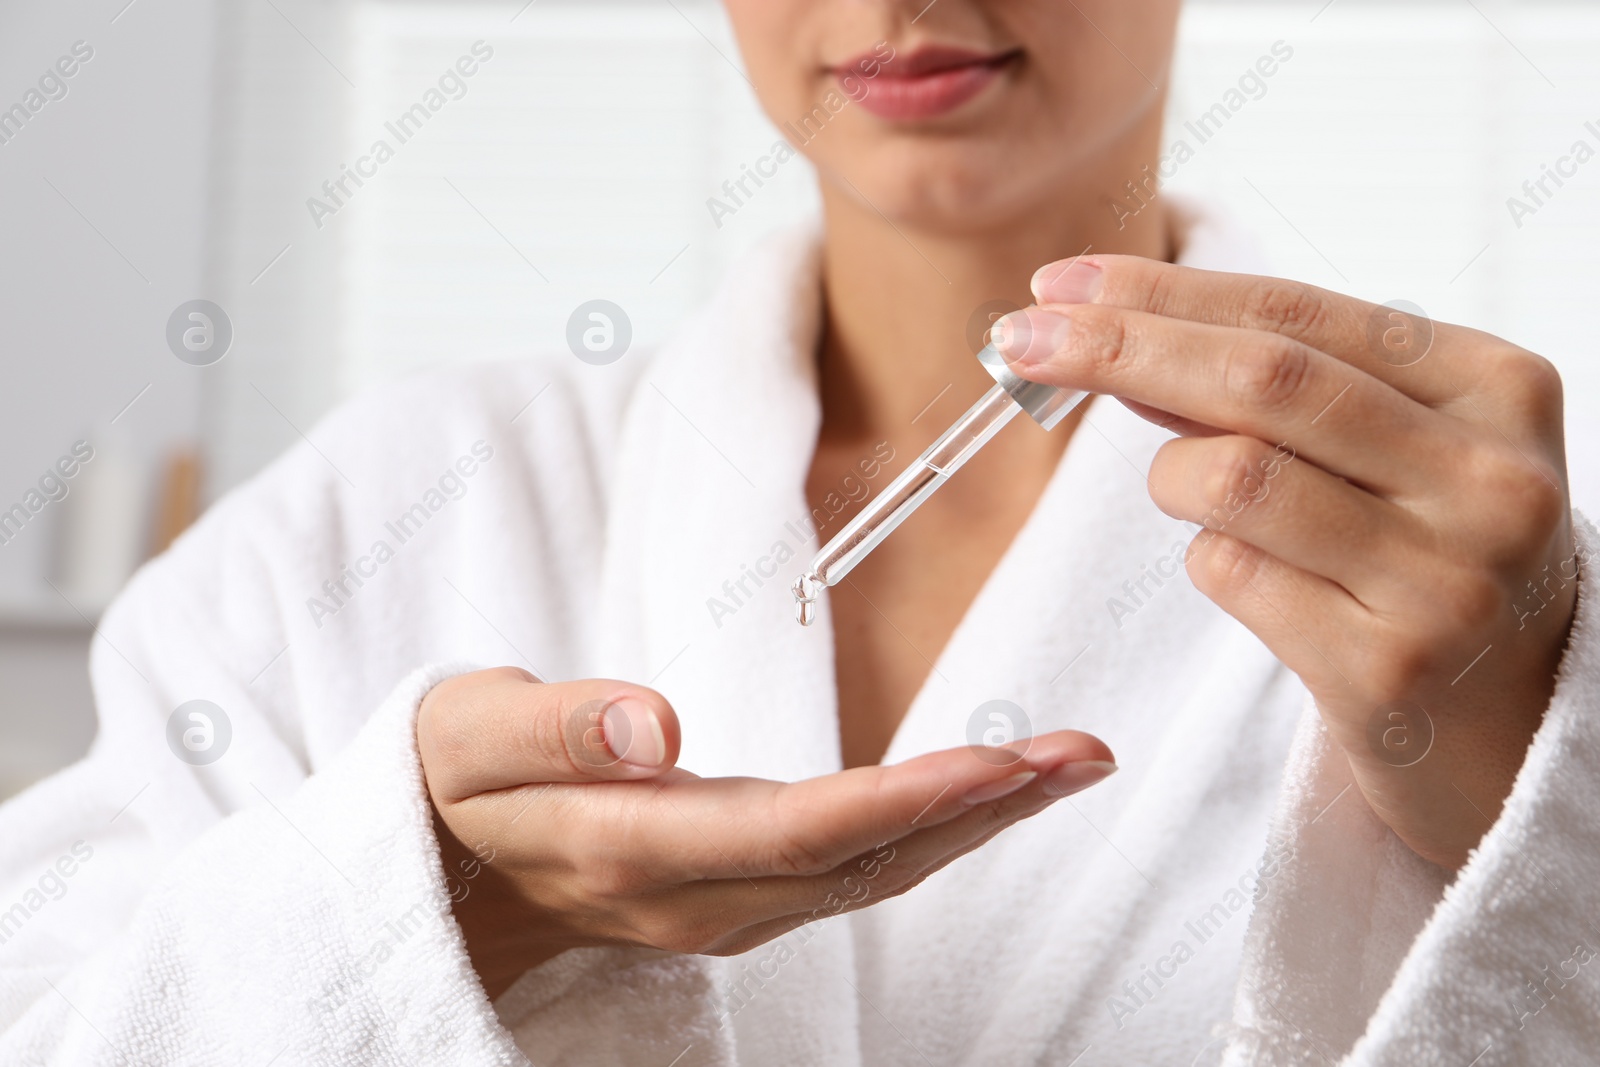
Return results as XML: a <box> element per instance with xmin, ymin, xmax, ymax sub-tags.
<box><xmin>1031</xmin><ymin>255</ymin><xmax>1468</xmax><ymax>403</ymax></box>
<box><xmin>619</xmin><ymin>730</ymin><xmax>1113</xmax><ymax>882</ymax></box>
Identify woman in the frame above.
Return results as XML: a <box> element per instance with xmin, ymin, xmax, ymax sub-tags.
<box><xmin>2</xmin><ymin>1</ymin><xmax>1594</xmax><ymax>1063</ymax></box>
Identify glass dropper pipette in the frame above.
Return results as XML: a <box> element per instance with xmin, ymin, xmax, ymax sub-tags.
<box><xmin>791</xmin><ymin>342</ymin><xmax>1089</xmax><ymax>626</ymax></box>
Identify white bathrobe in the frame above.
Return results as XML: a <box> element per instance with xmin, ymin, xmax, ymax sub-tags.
<box><xmin>2</xmin><ymin>202</ymin><xmax>1598</xmax><ymax>1067</ymax></box>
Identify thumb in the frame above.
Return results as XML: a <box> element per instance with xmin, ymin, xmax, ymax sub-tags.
<box><xmin>419</xmin><ymin>667</ymin><xmax>681</xmax><ymax>800</ymax></box>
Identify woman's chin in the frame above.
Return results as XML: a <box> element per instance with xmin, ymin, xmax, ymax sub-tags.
<box><xmin>817</xmin><ymin>147</ymin><xmax>1043</xmax><ymax>237</ymax></box>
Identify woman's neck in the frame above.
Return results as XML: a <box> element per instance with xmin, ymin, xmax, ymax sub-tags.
<box><xmin>806</xmin><ymin>124</ymin><xmax>1174</xmax><ymax>768</ymax></box>
<box><xmin>813</xmin><ymin>149</ymin><xmax>1170</xmax><ymax>447</ymax></box>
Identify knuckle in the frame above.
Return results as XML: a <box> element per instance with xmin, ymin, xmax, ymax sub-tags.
<box><xmin>1112</xmin><ymin>258</ymin><xmax>1178</xmax><ymax>318</ymax></box>
<box><xmin>1506</xmin><ymin>477</ymin><xmax>1568</xmax><ymax>551</ymax></box>
<box><xmin>707</xmin><ymin>928</ymin><xmax>777</xmax><ymax>957</ymax></box>
<box><xmin>524</xmin><ymin>698</ymin><xmax>590</xmax><ymax>779</ymax></box>
<box><xmin>848</xmin><ymin>849</ymin><xmax>930</xmax><ymax>902</ymax></box>
<box><xmin>865</xmin><ymin>859</ymin><xmax>920</xmax><ymax>899</ymax></box>
<box><xmin>763</xmin><ymin>793</ymin><xmax>836</xmax><ymax>877</ymax></box>
<box><xmin>966</xmin><ymin>798</ymin><xmax>1015</xmax><ymax>839</ymax></box>
<box><xmin>1224</xmin><ymin>337</ymin><xmax>1311</xmax><ymax>413</ymax></box>
<box><xmin>635</xmin><ymin>909</ymin><xmax>721</xmax><ymax>956</ymax></box>
<box><xmin>874</xmin><ymin>867</ymin><xmax>932</xmax><ymax>903</ymax></box>
<box><xmin>666</xmin><ymin>927</ymin><xmax>721</xmax><ymax>957</ymax></box>
<box><xmin>1069</xmin><ymin>306</ymin><xmax>1132</xmax><ymax>376</ymax></box>
<box><xmin>1438</xmin><ymin>574</ymin><xmax>1507</xmax><ymax>633</ymax></box>
<box><xmin>1363</xmin><ymin>634</ymin><xmax>1434</xmax><ymax>699</ymax></box>
<box><xmin>1488</xmin><ymin>347</ymin><xmax>1565</xmax><ymax>419</ymax></box>
<box><xmin>1202</xmin><ymin>440</ymin><xmax>1278</xmax><ymax>518</ymax></box>
<box><xmin>1246</xmin><ymin>280</ymin><xmax>1332</xmax><ymax>340</ymax></box>
<box><xmin>700</xmin><ymin>937</ymin><xmax>758</xmax><ymax>959</ymax></box>
<box><xmin>574</xmin><ymin>851</ymin><xmax>649</xmax><ymax>900</ymax></box>
<box><xmin>1460</xmin><ymin>442</ymin><xmax>1515</xmax><ymax>489</ymax></box>
<box><xmin>1137</xmin><ymin>263</ymin><xmax>1184</xmax><ymax>316</ymax></box>
<box><xmin>1189</xmin><ymin>533</ymin><xmax>1263</xmax><ymax>594</ymax></box>
<box><xmin>767</xmin><ymin>833</ymin><xmax>835</xmax><ymax>879</ymax></box>
<box><xmin>1465</xmin><ymin>445</ymin><xmax>1567</xmax><ymax>556</ymax></box>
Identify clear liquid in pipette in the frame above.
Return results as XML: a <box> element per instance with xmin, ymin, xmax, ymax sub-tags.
<box><xmin>790</xmin><ymin>343</ymin><xmax>1090</xmax><ymax>627</ymax></box>
<box><xmin>790</xmin><ymin>384</ymin><xmax>1021</xmax><ymax>627</ymax></box>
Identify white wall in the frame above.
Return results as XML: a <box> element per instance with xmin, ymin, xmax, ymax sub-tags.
<box><xmin>0</xmin><ymin>0</ymin><xmax>217</xmax><ymax>794</ymax></box>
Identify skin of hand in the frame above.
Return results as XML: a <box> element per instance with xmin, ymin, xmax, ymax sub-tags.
<box><xmin>993</xmin><ymin>256</ymin><xmax>1578</xmax><ymax>870</ymax></box>
<box><xmin>417</xmin><ymin>667</ymin><xmax>1118</xmax><ymax>998</ymax></box>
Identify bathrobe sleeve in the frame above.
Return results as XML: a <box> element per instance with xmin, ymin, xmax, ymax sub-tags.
<box><xmin>0</xmin><ymin>457</ymin><xmax>524</xmax><ymax>1064</ymax></box>
<box><xmin>1227</xmin><ymin>511</ymin><xmax>1600</xmax><ymax>1066</ymax></box>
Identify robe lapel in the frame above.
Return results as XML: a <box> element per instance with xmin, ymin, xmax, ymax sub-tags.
<box><xmin>601</xmin><ymin>221</ymin><xmax>843</xmax><ymax>780</ymax></box>
<box><xmin>598</xmin><ymin>224</ymin><xmax>863</xmax><ymax>1066</ymax></box>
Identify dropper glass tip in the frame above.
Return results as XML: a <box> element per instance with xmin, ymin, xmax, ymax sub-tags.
<box><xmin>792</xmin><ymin>573</ymin><xmax>822</xmax><ymax>627</ymax></box>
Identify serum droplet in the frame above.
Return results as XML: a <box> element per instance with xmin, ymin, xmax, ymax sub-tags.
<box><xmin>792</xmin><ymin>573</ymin><xmax>822</xmax><ymax>627</ymax></box>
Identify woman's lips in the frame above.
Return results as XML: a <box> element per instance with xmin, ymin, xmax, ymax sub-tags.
<box><xmin>834</xmin><ymin>46</ymin><xmax>1020</xmax><ymax>122</ymax></box>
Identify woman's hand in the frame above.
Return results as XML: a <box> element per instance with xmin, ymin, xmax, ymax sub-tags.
<box><xmin>418</xmin><ymin>667</ymin><xmax>1117</xmax><ymax>998</ymax></box>
<box><xmin>994</xmin><ymin>256</ymin><xmax>1578</xmax><ymax>870</ymax></box>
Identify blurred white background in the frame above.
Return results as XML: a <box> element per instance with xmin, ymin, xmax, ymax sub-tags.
<box><xmin>1</xmin><ymin>0</ymin><xmax>1596</xmax><ymax>797</ymax></box>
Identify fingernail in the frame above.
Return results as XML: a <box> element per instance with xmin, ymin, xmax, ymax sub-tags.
<box><xmin>1042</xmin><ymin>760</ymin><xmax>1118</xmax><ymax>798</ymax></box>
<box><xmin>961</xmin><ymin>770</ymin><xmax>1037</xmax><ymax>806</ymax></box>
<box><xmin>1031</xmin><ymin>258</ymin><xmax>1103</xmax><ymax>305</ymax></box>
<box><xmin>989</xmin><ymin>308</ymin><xmax>1071</xmax><ymax>367</ymax></box>
<box><xmin>603</xmin><ymin>699</ymin><xmax>665</xmax><ymax>768</ymax></box>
